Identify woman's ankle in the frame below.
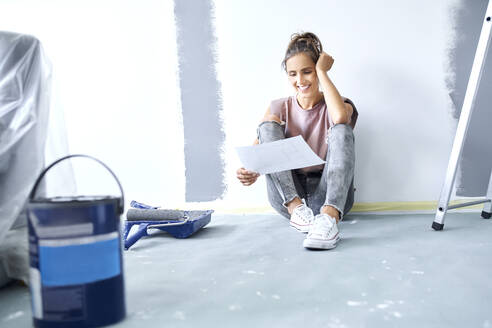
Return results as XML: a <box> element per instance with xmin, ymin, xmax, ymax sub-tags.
<box><xmin>321</xmin><ymin>205</ymin><xmax>340</xmax><ymax>222</ymax></box>
<box><xmin>287</xmin><ymin>197</ymin><xmax>303</xmax><ymax>215</ymax></box>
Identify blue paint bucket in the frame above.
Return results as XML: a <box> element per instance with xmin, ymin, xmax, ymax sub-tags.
<box><xmin>27</xmin><ymin>155</ymin><xmax>126</xmax><ymax>328</ymax></box>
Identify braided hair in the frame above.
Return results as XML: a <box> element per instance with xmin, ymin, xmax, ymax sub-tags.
<box><xmin>281</xmin><ymin>32</ymin><xmax>323</xmax><ymax>71</ymax></box>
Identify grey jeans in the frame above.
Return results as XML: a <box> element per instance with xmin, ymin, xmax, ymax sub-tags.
<box><xmin>257</xmin><ymin>121</ymin><xmax>355</xmax><ymax>220</ymax></box>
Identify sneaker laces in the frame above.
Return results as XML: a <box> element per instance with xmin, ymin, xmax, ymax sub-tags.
<box><xmin>310</xmin><ymin>214</ymin><xmax>335</xmax><ymax>236</ymax></box>
<box><xmin>293</xmin><ymin>203</ymin><xmax>314</xmax><ymax>224</ymax></box>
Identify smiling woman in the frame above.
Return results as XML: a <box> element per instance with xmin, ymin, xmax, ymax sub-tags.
<box><xmin>236</xmin><ymin>32</ymin><xmax>359</xmax><ymax>250</ymax></box>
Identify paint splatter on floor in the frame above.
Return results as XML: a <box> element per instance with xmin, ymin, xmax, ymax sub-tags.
<box><xmin>135</xmin><ymin>310</ymin><xmax>152</xmax><ymax>320</ymax></box>
<box><xmin>3</xmin><ymin>311</ymin><xmax>24</xmax><ymax>321</ymax></box>
<box><xmin>411</xmin><ymin>270</ymin><xmax>425</xmax><ymax>275</ymax></box>
<box><xmin>173</xmin><ymin>311</ymin><xmax>186</xmax><ymax>320</ymax></box>
<box><xmin>228</xmin><ymin>305</ymin><xmax>241</xmax><ymax>311</ymax></box>
<box><xmin>346</xmin><ymin>300</ymin><xmax>367</xmax><ymax>306</ymax></box>
<box><xmin>243</xmin><ymin>270</ymin><xmax>265</xmax><ymax>275</ymax></box>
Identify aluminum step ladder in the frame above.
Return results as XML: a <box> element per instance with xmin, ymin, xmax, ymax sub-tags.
<box><xmin>433</xmin><ymin>0</ymin><xmax>492</xmax><ymax>230</ymax></box>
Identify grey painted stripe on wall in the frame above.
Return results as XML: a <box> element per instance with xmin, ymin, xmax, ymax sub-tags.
<box><xmin>174</xmin><ymin>0</ymin><xmax>225</xmax><ymax>201</ymax></box>
<box><xmin>448</xmin><ymin>0</ymin><xmax>492</xmax><ymax>196</ymax></box>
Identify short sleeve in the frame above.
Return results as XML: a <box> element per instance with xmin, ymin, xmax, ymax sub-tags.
<box><xmin>269</xmin><ymin>98</ymin><xmax>287</xmax><ymax>122</ymax></box>
<box><xmin>343</xmin><ymin>97</ymin><xmax>358</xmax><ymax>129</ymax></box>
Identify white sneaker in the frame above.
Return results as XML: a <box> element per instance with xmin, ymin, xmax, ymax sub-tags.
<box><xmin>303</xmin><ymin>214</ymin><xmax>340</xmax><ymax>249</ymax></box>
<box><xmin>289</xmin><ymin>200</ymin><xmax>314</xmax><ymax>233</ymax></box>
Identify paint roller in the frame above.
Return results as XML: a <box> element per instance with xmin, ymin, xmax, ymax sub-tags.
<box><xmin>123</xmin><ymin>204</ymin><xmax>213</xmax><ymax>250</ymax></box>
<box><xmin>127</xmin><ymin>209</ymin><xmax>189</xmax><ymax>221</ymax></box>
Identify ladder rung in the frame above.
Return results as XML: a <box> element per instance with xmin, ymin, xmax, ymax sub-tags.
<box><xmin>446</xmin><ymin>199</ymin><xmax>491</xmax><ymax>210</ymax></box>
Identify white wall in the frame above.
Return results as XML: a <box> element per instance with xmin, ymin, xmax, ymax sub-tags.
<box><xmin>0</xmin><ymin>0</ymin><xmax>461</xmax><ymax>210</ymax></box>
<box><xmin>0</xmin><ymin>0</ymin><xmax>185</xmax><ymax>206</ymax></box>
<box><xmin>215</xmin><ymin>0</ymin><xmax>459</xmax><ymax>208</ymax></box>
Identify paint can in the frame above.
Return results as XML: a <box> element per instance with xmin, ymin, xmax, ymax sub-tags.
<box><xmin>27</xmin><ymin>154</ymin><xmax>126</xmax><ymax>328</ymax></box>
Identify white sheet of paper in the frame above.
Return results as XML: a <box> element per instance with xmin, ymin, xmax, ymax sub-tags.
<box><xmin>235</xmin><ymin>136</ymin><xmax>325</xmax><ymax>174</ymax></box>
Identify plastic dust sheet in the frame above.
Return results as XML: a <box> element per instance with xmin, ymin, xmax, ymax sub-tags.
<box><xmin>0</xmin><ymin>31</ymin><xmax>52</xmax><ymax>245</ymax></box>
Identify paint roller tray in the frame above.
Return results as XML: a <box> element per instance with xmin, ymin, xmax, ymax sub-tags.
<box><xmin>123</xmin><ymin>209</ymin><xmax>213</xmax><ymax>249</ymax></box>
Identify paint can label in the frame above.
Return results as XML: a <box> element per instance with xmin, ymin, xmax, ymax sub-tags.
<box><xmin>28</xmin><ymin>200</ymin><xmax>125</xmax><ymax>326</ymax></box>
<box><xmin>38</xmin><ymin>232</ymin><xmax>121</xmax><ymax>286</ymax></box>
<box><xmin>29</xmin><ymin>232</ymin><xmax>122</xmax><ymax>322</ymax></box>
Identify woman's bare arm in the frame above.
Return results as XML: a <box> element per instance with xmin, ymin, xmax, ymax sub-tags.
<box><xmin>316</xmin><ymin>52</ymin><xmax>353</xmax><ymax>124</ymax></box>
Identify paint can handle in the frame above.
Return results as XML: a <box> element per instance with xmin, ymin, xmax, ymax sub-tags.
<box><xmin>29</xmin><ymin>154</ymin><xmax>125</xmax><ymax>214</ymax></box>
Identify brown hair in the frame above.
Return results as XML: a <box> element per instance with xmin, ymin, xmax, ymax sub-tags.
<box><xmin>281</xmin><ymin>32</ymin><xmax>323</xmax><ymax>72</ymax></box>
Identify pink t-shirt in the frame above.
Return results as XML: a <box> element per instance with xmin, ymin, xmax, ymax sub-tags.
<box><xmin>269</xmin><ymin>95</ymin><xmax>358</xmax><ymax>172</ymax></box>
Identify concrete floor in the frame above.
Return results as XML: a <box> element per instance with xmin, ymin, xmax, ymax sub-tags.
<box><xmin>1</xmin><ymin>212</ymin><xmax>492</xmax><ymax>327</ymax></box>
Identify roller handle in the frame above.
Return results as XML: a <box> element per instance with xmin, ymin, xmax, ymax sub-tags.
<box><xmin>124</xmin><ymin>223</ymin><xmax>149</xmax><ymax>250</ymax></box>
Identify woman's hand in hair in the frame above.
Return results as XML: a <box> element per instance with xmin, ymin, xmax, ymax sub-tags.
<box><xmin>236</xmin><ymin>168</ymin><xmax>260</xmax><ymax>186</ymax></box>
<box><xmin>316</xmin><ymin>52</ymin><xmax>334</xmax><ymax>73</ymax></box>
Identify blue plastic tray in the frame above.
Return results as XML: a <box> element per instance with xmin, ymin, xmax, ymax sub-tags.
<box><xmin>123</xmin><ymin>210</ymin><xmax>213</xmax><ymax>250</ymax></box>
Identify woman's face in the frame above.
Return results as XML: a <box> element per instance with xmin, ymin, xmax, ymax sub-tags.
<box><xmin>286</xmin><ymin>52</ymin><xmax>319</xmax><ymax>98</ymax></box>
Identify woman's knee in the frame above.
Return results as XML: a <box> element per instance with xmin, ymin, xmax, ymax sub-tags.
<box><xmin>327</xmin><ymin>123</ymin><xmax>354</xmax><ymax>143</ymax></box>
<box><xmin>257</xmin><ymin>119</ymin><xmax>285</xmax><ymax>143</ymax></box>
<box><xmin>330</xmin><ymin>123</ymin><xmax>353</xmax><ymax>134</ymax></box>
<box><xmin>258</xmin><ymin>119</ymin><xmax>283</xmax><ymax>132</ymax></box>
